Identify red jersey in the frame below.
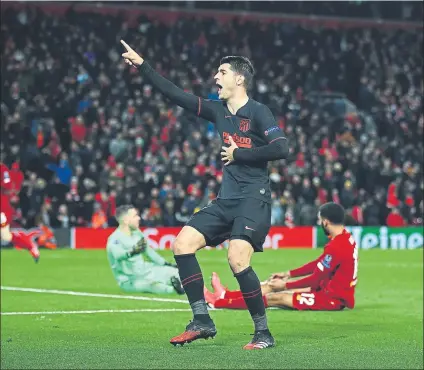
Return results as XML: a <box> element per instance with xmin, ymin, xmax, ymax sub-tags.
<box><xmin>0</xmin><ymin>163</ymin><xmax>14</xmax><ymax>227</ymax></box>
<box><xmin>386</xmin><ymin>212</ymin><xmax>406</xmax><ymax>227</ymax></box>
<box><xmin>287</xmin><ymin>229</ymin><xmax>358</xmax><ymax>309</ymax></box>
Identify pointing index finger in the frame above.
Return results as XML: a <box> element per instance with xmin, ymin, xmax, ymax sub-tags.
<box><xmin>120</xmin><ymin>40</ymin><xmax>132</xmax><ymax>51</ymax></box>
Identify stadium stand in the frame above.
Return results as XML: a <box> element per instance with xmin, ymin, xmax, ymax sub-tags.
<box><xmin>1</xmin><ymin>3</ymin><xmax>422</xmax><ymax>228</ymax></box>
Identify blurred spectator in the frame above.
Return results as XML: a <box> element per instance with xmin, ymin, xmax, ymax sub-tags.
<box><xmin>341</xmin><ymin>180</ymin><xmax>355</xmax><ymax>210</ymax></box>
<box><xmin>386</xmin><ymin>208</ymin><xmax>406</xmax><ymax>227</ymax></box>
<box><xmin>296</xmin><ymin>199</ymin><xmax>319</xmax><ymax>226</ymax></box>
<box><xmin>175</xmin><ymin>206</ymin><xmax>191</xmax><ymax>226</ymax></box>
<box><xmin>39</xmin><ymin>198</ymin><xmax>53</xmax><ymax>227</ymax></box>
<box><xmin>70</xmin><ymin>116</ymin><xmax>87</xmax><ymax>143</ymax></box>
<box><xmin>351</xmin><ymin>203</ymin><xmax>364</xmax><ymax>225</ymax></box>
<box><xmin>47</xmin><ymin>154</ymin><xmax>73</xmax><ymax>186</ymax></box>
<box><xmin>95</xmin><ymin>190</ymin><xmax>117</xmax><ymax>222</ymax></box>
<box><xmin>145</xmin><ymin>199</ymin><xmax>163</xmax><ymax>226</ymax></box>
<box><xmin>271</xmin><ymin>192</ymin><xmax>284</xmax><ymax>226</ymax></box>
<box><xmin>57</xmin><ymin>204</ymin><xmax>70</xmax><ymax>228</ymax></box>
<box><xmin>162</xmin><ymin>194</ymin><xmax>177</xmax><ymax>226</ymax></box>
<box><xmin>91</xmin><ymin>202</ymin><xmax>108</xmax><ymax>229</ymax></box>
<box><xmin>10</xmin><ymin>162</ymin><xmax>24</xmax><ymax>195</ymax></box>
<box><xmin>344</xmin><ymin>213</ymin><xmax>358</xmax><ymax>226</ymax></box>
<box><xmin>109</xmin><ymin>133</ymin><xmax>129</xmax><ymax>161</ymax></box>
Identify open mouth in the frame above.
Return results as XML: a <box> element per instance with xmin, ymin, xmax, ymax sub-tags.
<box><xmin>216</xmin><ymin>83</ymin><xmax>222</xmax><ymax>94</ymax></box>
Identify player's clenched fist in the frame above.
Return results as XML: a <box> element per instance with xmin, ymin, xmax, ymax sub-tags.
<box><xmin>267</xmin><ymin>278</ymin><xmax>287</xmax><ymax>292</ymax></box>
<box><xmin>120</xmin><ymin>40</ymin><xmax>144</xmax><ymax>67</ymax></box>
<box><xmin>221</xmin><ymin>136</ymin><xmax>239</xmax><ymax>166</ymax></box>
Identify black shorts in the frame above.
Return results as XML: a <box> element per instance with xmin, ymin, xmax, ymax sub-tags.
<box><xmin>186</xmin><ymin>198</ymin><xmax>271</xmax><ymax>252</ymax></box>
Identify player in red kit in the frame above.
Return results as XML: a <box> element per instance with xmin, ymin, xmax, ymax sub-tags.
<box><xmin>205</xmin><ymin>203</ymin><xmax>358</xmax><ymax>311</ymax></box>
<box><xmin>1</xmin><ymin>162</ymin><xmax>40</xmax><ymax>262</ymax></box>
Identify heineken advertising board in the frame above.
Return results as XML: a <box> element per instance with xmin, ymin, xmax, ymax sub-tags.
<box><xmin>316</xmin><ymin>226</ymin><xmax>423</xmax><ymax>249</ymax></box>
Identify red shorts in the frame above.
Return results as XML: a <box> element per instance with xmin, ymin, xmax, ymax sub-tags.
<box><xmin>292</xmin><ymin>291</ymin><xmax>345</xmax><ymax>311</ymax></box>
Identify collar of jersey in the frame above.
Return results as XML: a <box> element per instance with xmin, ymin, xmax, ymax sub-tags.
<box><xmin>223</xmin><ymin>98</ymin><xmax>250</xmax><ymax>117</ymax></box>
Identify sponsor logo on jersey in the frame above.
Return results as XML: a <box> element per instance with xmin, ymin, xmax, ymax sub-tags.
<box><xmin>264</xmin><ymin>126</ymin><xmax>281</xmax><ymax>136</ymax></box>
<box><xmin>223</xmin><ymin>132</ymin><xmax>252</xmax><ymax>148</ymax></box>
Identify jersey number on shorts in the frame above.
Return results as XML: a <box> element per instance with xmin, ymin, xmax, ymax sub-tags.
<box><xmin>298</xmin><ymin>293</ymin><xmax>315</xmax><ymax>306</ymax></box>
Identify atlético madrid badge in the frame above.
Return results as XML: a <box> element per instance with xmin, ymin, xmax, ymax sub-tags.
<box><xmin>239</xmin><ymin>119</ymin><xmax>251</xmax><ymax>132</ymax></box>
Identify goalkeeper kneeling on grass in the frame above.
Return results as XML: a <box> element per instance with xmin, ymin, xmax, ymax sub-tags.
<box><xmin>106</xmin><ymin>205</ymin><xmax>185</xmax><ymax>295</ymax></box>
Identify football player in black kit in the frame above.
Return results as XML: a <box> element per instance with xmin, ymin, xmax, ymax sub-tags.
<box><xmin>121</xmin><ymin>40</ymin><xmax>289</xmax><ymax>350</ymax></box>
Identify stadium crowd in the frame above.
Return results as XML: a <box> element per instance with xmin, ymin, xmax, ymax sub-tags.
<box><xmin>107</xmin><ymin>1</ymin><xmax>424</xmax><ymax>23</ymax></box>
<box><xmin>1</xmin><ymin>5</ymin><xmax>423</xmax><ymax>229</ymax></box>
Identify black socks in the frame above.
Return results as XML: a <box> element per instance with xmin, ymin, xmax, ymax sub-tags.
<box><xmin>234</xmin><ymin>266</ymin><xmax>269</xmax><ymax>332</ymax></box>
<box><xmin>174</xmin><ymin>253</ymin><xmax>212</xmax><ymax>324</ymax></box>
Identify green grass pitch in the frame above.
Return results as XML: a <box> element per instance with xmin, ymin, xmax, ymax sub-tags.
<box><xmin>1</xmin><ymin>248</ymin><xmax>423</xmax><ymax>369</ymax></box>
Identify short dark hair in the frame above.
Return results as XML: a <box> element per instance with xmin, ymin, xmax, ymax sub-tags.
<box><xmin>115</xmin><ymin>205</ymin><xmax>135</xmax><ymax>222</ymax></box>
<box><xmin>319</xmin><ymin>202</ymin><xmax>346</xmax><ymax>225</ymax></box>
<box><xmin>220</xmin><ymin>55</ymin><xmax>255</xmax><ymax>90</ymax></box>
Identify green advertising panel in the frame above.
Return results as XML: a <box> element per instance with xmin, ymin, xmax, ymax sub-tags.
<box><xmin>316</xmin><ymin>226</ymin><xmax>423</xmax><ymax>249</ymax></box>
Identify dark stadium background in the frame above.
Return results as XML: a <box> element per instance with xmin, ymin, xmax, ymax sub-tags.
<box><xmin>1</xmin><ymin>1</ymin><xmax>422</xmax><ymax>232</ymax></box>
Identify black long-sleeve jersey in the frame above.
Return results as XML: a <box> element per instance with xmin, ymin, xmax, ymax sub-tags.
<box><xmin>139</xmin><ymin>62</ymin><xmax>289</xmax><ymax>203</ymax></box>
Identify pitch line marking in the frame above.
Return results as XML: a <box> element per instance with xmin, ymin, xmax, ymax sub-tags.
<box><xmin>0</xmin><ymin>287</ymin><xmax>280</xmax><ymax>314</ymax></box>
<box><xmin>1</xmin><ymin>286</ymin><xmax>188</xmax><ymax>304</ymax></box>
<box><xmin>1</xmin><ymin>308</ymin><xmax>193</xmax><ymax>316</ymax></box>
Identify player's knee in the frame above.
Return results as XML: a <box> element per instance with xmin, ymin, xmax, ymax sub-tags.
<box><xmin>227</xmin><ymin>240</ymin><xmax>253</xmax><ymax>273</ymax></box>
<box><xmin>228</xmin><ymin>257</ymin><xmax>247</xmax><ymax>274</ymax></box>
<box><xmin>172</xmin><ymin>226</ymin><xmax>206</xmax><ymax>255</ymax></box>
<box><xmin>173</xmin><ymin>236</ymin><xmax>199</xmax><ymax>255</ymax></box>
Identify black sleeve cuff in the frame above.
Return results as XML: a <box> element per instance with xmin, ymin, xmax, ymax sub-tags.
<box><xmin>233</xmin><ymin>138</ymin><xmax>288</xmax><ymax>163</ymax></box>
<box><xmin>139</xmin><ymin>61</ymin><xmax>152</xmax><ymax>74</ymax></box>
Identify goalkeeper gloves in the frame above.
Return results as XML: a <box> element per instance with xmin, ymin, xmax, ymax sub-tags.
<box><xmin>127</xmin><ymin>238</ymin><xmax>148</xmax><ymax>258</ymax></box>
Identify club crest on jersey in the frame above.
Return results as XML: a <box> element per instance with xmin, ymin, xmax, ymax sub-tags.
<box><xmin>239</xmin><ymin>119</ymin><xmax>251</xmax><ymax>132</ymax></box>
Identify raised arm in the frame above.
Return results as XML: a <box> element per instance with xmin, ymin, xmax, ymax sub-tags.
<box><xmin>121</xmin><ymin>40</ymin><xmax>217</xmax><ymax>122</ymax></box>
<box><xmin>107</xmin><ymin>234</ymin><xmax>146</xmax><ymax>262</ymax></box>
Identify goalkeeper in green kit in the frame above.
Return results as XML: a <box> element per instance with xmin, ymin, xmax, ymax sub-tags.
<box><xmin>107</xmin><ymin>205</ymin><xmax>185</xmax><ymax>295</ymax></box>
